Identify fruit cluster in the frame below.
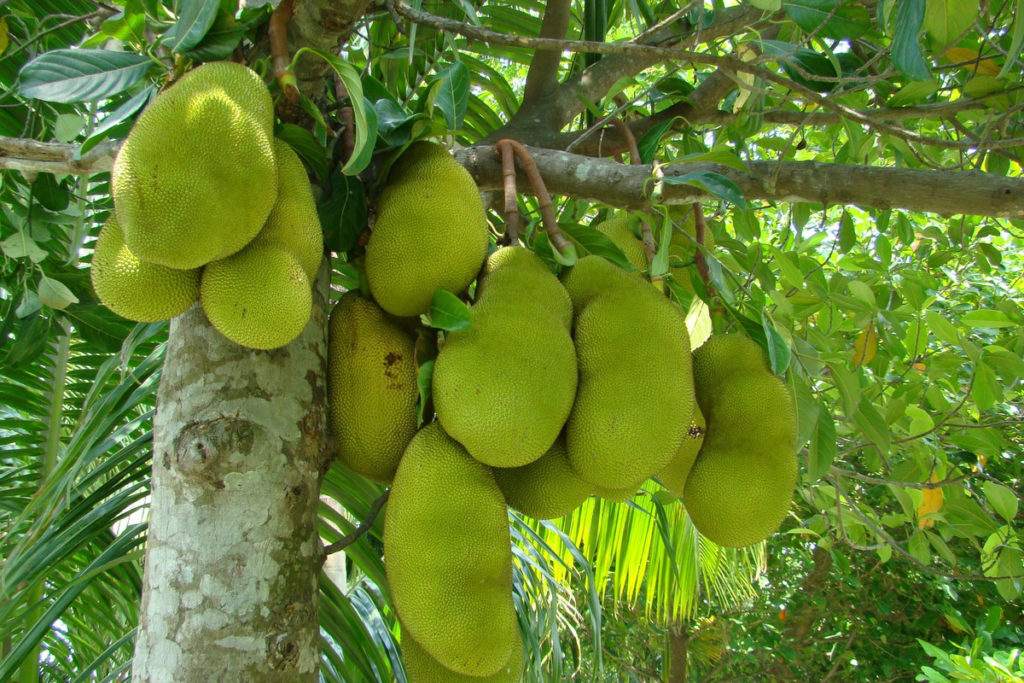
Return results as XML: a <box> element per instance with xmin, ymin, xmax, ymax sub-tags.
<box><xmin>91</xmin><ymin>61</ymin><xmax>322</xmax><ymax>350</ymax></box>
<box><xmin>327</xmin><ymin>142</ymin><xmax>798</xmax><ymax>681</ymax></box>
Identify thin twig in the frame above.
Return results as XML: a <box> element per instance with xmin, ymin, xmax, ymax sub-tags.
<box><xmin>610</xmin><ymin>118</ymin><xmax>641</xmax><ymax>164</ymax></box>
<box><xmin>322</xmin><ymin>489</ymin><xmax>390</xmax><ymax>558</ymax></box>
<box><xmin>692</xmin><ymin>202</ymin><xmax>712</xmax><ymax>291</ymax></box>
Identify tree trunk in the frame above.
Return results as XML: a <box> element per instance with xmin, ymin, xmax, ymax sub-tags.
<box><xmin>131</xmin><ymin>266</ymin><xmax>330</xmax><ymax>682</ymax></box>
<box><xmin>667</xmin><ymin>625</ymin><xmax>688</xmax><ymax>683</ymax></box>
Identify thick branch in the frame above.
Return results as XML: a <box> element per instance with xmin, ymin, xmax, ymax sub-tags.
<box><xmin>454</xmin><ymin>145</ymin><xmax>1024</xmax><ymax>218</ymax></box>
<box><xmin>520</xmin><ymin>0</ymin><xmax>573</xmax><ymax>111</ymax></box>
<box><xmin>0</xmin><ymin>136</ymin><xmax>117</xmax><ymax>175</ymax></box>
<box><xmin>553</xmin><ymin>5</ymin><xmax>767</xmax><ymax>127</ymax></box>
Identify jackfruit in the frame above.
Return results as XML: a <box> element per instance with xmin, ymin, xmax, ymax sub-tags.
<box><xmin>683</xmin><ymin>334</ymin><xmax>798</xmax><ymax>547</ymax></box>
<box><xmin>327</xmin><ymin>292</ymin><xmax>417</xmax><ymax>482</ymax></box>
<box><xmin>433</xmin><ymin>247</ymin><xmax>576</xmax><ymax>468</ymax></box>
<box><xmin>249</xmin><ymin>139</ymin><xmax>323</xmax><ymax>279</ymax></box>
<box><xmin>657</xmin><ymin>402</ymin><xmax>706</xmax><ymax>497</ymax></box>
<box><xmin>90</xmin><ymin>216</ymin><xmax>200</xmax><ymax>322</ymax></box>
<box><xmin>561</xmin><ymin>255</ymin><xmax>694</xmax><ymax>489</ymax></box>
<box><xmin>384</xmin><ymin>423</ymin><xmax>517</xmax><ymax>677</ymax></box>
<box><xmin>401</xmin><ymin>627</ymin><xmax>523</xmax><ymax>683</ymax></box>
<box><xmin>493</xmin><ymin>438</ymin><xmax>592</xmax><ymax>519</ymax></box>
<box><xmin>112</xmin><ymin>61</ymin><xmax>277</xmax><ymax>269</ymax></box>
<box><xmin>200</xmin><ymin>243</ymin><xmax>311</xmax><ymax>349</ymax></box>
<box><xmin>595</xmin><ymin>213</ymin><xmax>647</xmax><ymax>272</ymax></box>
<box><xmin>365</xmin><ymin>142</ymin><xmax>488</xmax><ymax>317</ymax></box>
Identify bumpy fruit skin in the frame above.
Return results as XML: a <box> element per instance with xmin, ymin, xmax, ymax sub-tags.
<box><xmin>493</xmin><ymin>438</ymin><xmax>592</xmax><ymax>520</ymax></box>
<box><xmin>384</xmin><ymin>424</ymin><xmax>517</xmax><ymax>677</ymax></box>
<box><xmin>327</xmin><ymin>292</ymin><xmax>417</xmax><ymax>482</ymax></box>
<box><xmin>562</xmin><ymin>256</ymin><xmax>694</xmax><ymax>490</ymax></box>
<box><xmin>200</xmin><ymin>244</ymin><xmax>311</xmax><ymax>350</ymax></box>
<box><xmin>401</xmin><ymin>628</ymin><xmax>523</xmax><ymax>683</ymax></box>
<box><xmin>365</xmin><ymin>142</ymin><xmax>488</xmax><ymax>317</ymax></box>
<box><xmin>683</xmin><ymin>334</ymin><xmax>798</xmax><ymax>548</ymax></box>
<box><xmin>90</xmin><ymin>216</ymin><xmax>200</xmax><ymax>322</ymax></box>
<box><xmin>595</xmin><ymin>214</ymin><xmax>648</xmax><ymax>272</ymax></box>
<box><xmin>250</xmin><ymin>139</ymin><xmax>323</xmax><ymax>280</ymax></box>
<box><xmin>433</xmin><ymin>247</ymin><xmax>577</xmax><ymax>468</ymax></box>
<box><xmin>112</xmin><ymin>62</ymin><xmax>277</xmax><ymax>269</ymax></box>
<box><xmin>657</xmin><ymin>402</ymin><xmax>706</xmax><ymax>497</ymax></box>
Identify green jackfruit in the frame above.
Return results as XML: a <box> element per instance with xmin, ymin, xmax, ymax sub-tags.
<box><xmin>112</xmin><ymin>61</ymin><xmax>276</xmax><ymax>269</ymax></box>
<box><xmin>562</xmin><ymin>256</ymin><xmax>694</xmax><ymax>490</ymax></box>
<box><xmin>327</xmin><ymin>292</ymin><xmax>418</xmax><ymax>482</ymax></box>
<box><xmin>683</xmin><ymin>334</ymin><xmax>798</xmax><ymax>548</ymax></box>
<box><xmin>433</xmin><ymin>247</ymin><xmax>576</xmax><ymax>467</ymax></box>
<box><xmin>384</xmin><ymin>423</ymin><xmax>517</xmax><ymax>677</ymax></box>
<box><xmin>493</xmin><ymin>438</ymin><xmax>593</xmax><ymax>520</ymax></box>
<box><xmin>250</xmin><ymin>139</ymin><xmax>323</xmax><ymax>279</ymax></box>
<box><xmin>365</xmin><ymin>142</ymin><xmax>489</xmax><ymax>317</ymax></box>
<box><xmin>200</xmin><ymin>244</ymin><xmax>311</xmax><ymax>349</ymax></box>
<box><xmin>90</xmin><ymin>216</ymin><xmax>200</xmax><ymax>322</ymax></box>
<box><xmin>595</xmin><ymin>214</ymin><xmax>647</xmax><ymax>272</ymax></box>
<box><xmin>401</xmin><ymin>628</ymin><xmax>523</xmax><ymax>683</ymax></box>
<box><xmin>657</xmin><ymin>402</ymin><xmax>706</xmax><ymax>497</ymax></box>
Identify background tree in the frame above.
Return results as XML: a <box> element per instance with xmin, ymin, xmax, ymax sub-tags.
<box><xmin>0</xmin><ymin>0</ymin><xmax>1022</xmax><ymax>681</ymax></box>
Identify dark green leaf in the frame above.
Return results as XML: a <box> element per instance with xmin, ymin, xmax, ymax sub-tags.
<box><xmin>663</xmin><ymin>171</ymin><xmax>746</xmax><ymax>208</ymax></box>
<box><xmin>427</xmin><ymin>290</ymin><xmax>472</xmax><ymax>331</ymax></box>
<box><xmin>163</xmin><ymin>0</ymin><xmax>220</xmax><ymax>52</ymax></box>
<box><xmin>559</xmin><ymin>224</ymin><xmax>635</xmax><ymax>270</ymax></box>
<box><xmin>892</xmin><ymin>0</ymin><xmax>933</xmax><ymax>80</ymax></box>
<box><xmin>19</xmin><ymin>49</ymin><xmax>152</xmax><ymax>103</ymax></box>
<box><xmin>433</xmin><ymin>62</ymin><xmax>469</xmax><ymax>131</ymax></box>
<box><xmin>808</xmin><ymin>400</ymin><xmax>837</xmax><ymax>481</ymax></box>
<box><xmin>181</xmin><ymin>11</ymin><xmax>247</xmax><ymax>61</ymax></box>
<box><xmin>785</xmin><ymin>0</ymin><xmax>871</xmax><ymax>40</ymax></box>
<box><xmin>416</xmin><ymin>359</ymin><xmax>434</xmax><ymax>426</ymax></box>
<box><xmin>80</xmin><ymin>85</ymin><xmax>155</xmax><ymax>154</ymax></box>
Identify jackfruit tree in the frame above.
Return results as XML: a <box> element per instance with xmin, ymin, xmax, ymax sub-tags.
<box><xmin>1</xmin><ymin>1</ymin><xmax>1023</xmax><ymax>682</ymax></box>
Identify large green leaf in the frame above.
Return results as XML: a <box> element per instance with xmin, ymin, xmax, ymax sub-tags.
<box><xmin>19</xmin><ymin>49</ymin><xmax>152</xmax><ymax>103</ymax></box>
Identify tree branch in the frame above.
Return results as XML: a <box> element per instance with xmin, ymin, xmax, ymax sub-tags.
<box><xmin>0</xmin><ymin>136</ymin><xmax>117</xmax><ymax>175</ymax></box>
<box><xmin>454</xmin><ymin>145</ymin><xmax>1024</xmax><ymax>218</ymax></box>
<box><xmin>520</xmin><ymin>0</ymin><xmax>573</xmax><ymax>111</ymax></box>
<box><xmin>322</xmin><ymin>489</ymin><xmax>389</xmax><ymax>557</ymax></box>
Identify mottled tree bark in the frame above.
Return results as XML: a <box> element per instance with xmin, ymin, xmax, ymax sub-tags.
<box><xmin>131</xmin><ymin>268</ymin><xmax>330</xmax><ymax>682</ymax></box>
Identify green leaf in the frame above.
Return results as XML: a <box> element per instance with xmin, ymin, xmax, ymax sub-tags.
<box><xmin>887</xmin><ymin>80</ymin><xmax>940</xmax><ymax>106</ymax></box>
<box><xmin>923</xmin><ymin>0</ymin><xmax>976</xmax><ymax>48</ymax></box>
<box><xmin>80</xmin><ymin>85</ymin><xmax>155</xmax><ymax>154</ymax></box>
<box><xmin>891</xmin><ymin>0</ymin><xmax>934</xmax><ymax>81</ymax></box>
<box><xmin>559</xmin><ymin>224</ymin><xmax>635</xmax><ymax>271</ymax></box>
<box><xmin>785</xmin><ymin>0</ymin><xmax>871</xmax><ymax>40</ymax></box>
<box><xmin>19</xmin><ymin>49</ymin><xmax>153</xmax><ymax>103</ymax></box>
<box><xmin>1</xmin><ymin>233</ymin><xmax>47</xmax><ymax>263</ymax></box>
<box><xmin>37</xmin><ymin>277</ymin><xmax>79</xmax><ymax>310</ymax></box>
<box><xmin>970</xmin><ymin>362</ymin><xmax>998</xmax><ymax>412</ymax></box>
<box><xmin>808</xmin><ymin>401</ymin><xmax>837</xmax><ymax>482</ymax></box>
<box><xmin>292</xmin><ymin>48</ymin><xmax>377</xmax><ymax>175</ymax></box>
<box><xmin>982</xmin><ymin>482</ymin><xmax>1018</xmax><ymax>523</ymax></box>
<box><xmin>663</xmin><ymin>171</ymin><xmax>746</xmax><ymax>209</ymax></box>
<box><xmin>925</xmin><ymin>310</ymin><xmax>959</xmax><ymax>346</ymax></box>
<box><xmin>163</xmin><ymin>0</ymin><xmax>219</xmax><ymax>52</ymax></box>
<box><xmin>182</xmin><ymin>11</ymin><xmax>248</xmax><ymax>61</ymax></box>
<box><xmin>433</xmin><ymin>61</ymin><xmax>469</xmax><ymax>130</ymax></box>
<box><xmin>427</xmin><ymin>290</ymin><xmax>472</xmax><ymax>331</ymax></box>
<box><xmin>961</xmin><ymin>309</ymin><xmax>1015</xmax><ymax>329</ymax></box>
<box><xmin>54</xmin><ymin>113</ymin><xmax>86</xmax><ymax>143</ymax></box>
<box><xmin>854</xmin><ymin>399</ymin><xmax>891</xmax><ymax>455</ymax></box>
<box><xmin>416</xmin><ymin>359</ymin><xmax>434</xmax><ymax>426</ymax></box>
<box><xmin>677</xmin><ymin>150</ymin><xmax>749</xmax><ymax>172</ymax></box>
<box><xmin>848</xmin><ymin>280</ymin><xmax>875</xmax><ymax>307</ymax></box>
<box><xmin>750</xmin><ymin>0</ymin><xmax>781</xmax><ymax>9</ymax></box>
<box><xmin>997</xmin><ymin>0</ymin><xmax>1024</xmax><ymax>77</ymax></box>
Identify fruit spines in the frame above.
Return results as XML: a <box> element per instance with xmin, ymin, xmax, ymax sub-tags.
<box><xmin>89</xmin><ymin>216</ymin><xmax>200</xmax><ymax>322</ymax></box>
<box><xmin>327</xmin><ymin>292</ymin><xmax>418</xmax><ymax>483</ymax></box>
<box><xmin>384</xmin><ymin>423</ymin><xmax>517</xmax><ymax>677</ymax></box>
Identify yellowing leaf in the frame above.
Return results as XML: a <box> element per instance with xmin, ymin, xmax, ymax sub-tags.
<box><xmin>852</xmin><ymin>322</ymin><xmax>878</xmax><ymax>367</ymax></box>
<box><xmin>944</xmin><ymin>47</ymin><xmax>1001</xmax><ymax>76</ymax></box>
<box><xmin>917</xmin><ymin>474</ymin><xmax>944</xmax><ymax>529</ymax></box>
<box><xmin>0</xmin><ymin>18</ymin><xmax>8</xmax><ymax>56</ymax></box>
